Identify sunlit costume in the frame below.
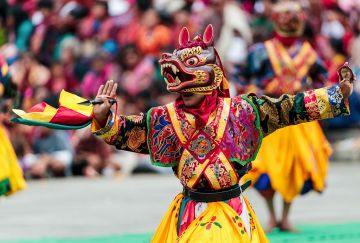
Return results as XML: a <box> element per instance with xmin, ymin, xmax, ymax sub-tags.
<box><xmin>242</xmin><ymin>2</ymin><xmax>333</xmax><ymax>208</ymax></box>
<box><xmin>0</xmin><ymin>57</ymin><xmax>26</xmax><ymax>196</ymax></box>
<box><xmin>12</xmin><ymin>25</ymin><xmax>351</xmax><ymax>242</ymax></box>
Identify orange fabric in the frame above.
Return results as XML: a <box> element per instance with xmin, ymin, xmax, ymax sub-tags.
<box><xmin>137</xmin><ymin>25</ymin><xmax>171</xmax><ymax>55</ymax></box>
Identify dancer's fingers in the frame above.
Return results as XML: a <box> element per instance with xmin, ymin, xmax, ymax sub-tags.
<box><xmin>103</xmin><ymin>81</ymin><xmax>110</xmax><ymax>95</ymax></box>
<box><xmin>106</xmin><ymin>80</ymin><xmax>114</xmax><ymax>96</ymax></box>
<box><xmin>97</xmin><ymin>84</ymin><xmax>104</xmax><ymax>97</ymax></box>
<box><xmin>340</xmin><ymin>78</ymin><xmax>353</xmax><ymax>98</ymax></box>
<box><xmin>110</xmin><ymin>83</ymin><xmax>117</xmax><ymax>97</ymax></box>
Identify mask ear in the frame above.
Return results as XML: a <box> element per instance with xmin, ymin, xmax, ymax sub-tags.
<box><xmin>203</xmin><ymin>24</ymin><xmax>214</xmax><ymax>46</ymax></box>
<box><xmin>179</xmin><ymin>27</ymin><xmax>190</xmax><ymax>47</ymax></box>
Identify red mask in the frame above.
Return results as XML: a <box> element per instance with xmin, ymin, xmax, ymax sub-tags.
<box><xmin>159</xmin><ymin>24</ymin><xmax>229</xmax><ymax>97</ymax></box>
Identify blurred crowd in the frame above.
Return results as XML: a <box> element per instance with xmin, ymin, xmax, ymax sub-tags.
<box><xmin>0</xmin><ymin>0</ymin><xmax>360</xmax><ymax>179</ymax></box>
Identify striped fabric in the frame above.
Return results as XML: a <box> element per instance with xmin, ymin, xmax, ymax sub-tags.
<box><xmin>12</xmin><ymin>90</ymin><xmax>94</xmax><ymax>130</ymax></box>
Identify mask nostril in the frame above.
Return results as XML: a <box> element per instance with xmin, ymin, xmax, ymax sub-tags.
<box><xmin>162</xmin><ymin>53</ymin><xmax>171</xmax><ymax>59</ymax></box>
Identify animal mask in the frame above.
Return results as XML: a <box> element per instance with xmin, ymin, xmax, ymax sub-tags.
<box><xmin>159</xmin><ymin>25</ymin><xmax>228</xmax><ymax>96</ymax></box>
<box><xmin>272</xmin><ymin>1</ymin><xmax>305</xmax><ymax>37</ymax></box>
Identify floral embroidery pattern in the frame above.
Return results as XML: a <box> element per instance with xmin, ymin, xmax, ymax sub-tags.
<box><xmin>126</xmin><ymin>127</ymin><xmax>146</xmax><ymax>150</ymax></box>
<box><xmin>146</xmin><ymin>87</ymin><xmax>349</xmax><ymax>189</ymax></box>
<box><xmin>149</xmin><ymin>97</ymin><xmax>259</xmax><ymax>189</ymax></box>
<box><xmin>111</xmin><ymin>114</ymin><xmax>149</xmax><ymax>153</ymax></box>
<box><xmin>249</xmin><ymin>213</ymin><xmax>256</xmax><ymax>231</ymax></box>
<box><xmin>180</xmin><ymin>154</ymin><xmax>197</xmax><ymax>186</ymax></box>
<box><xmin>232</xmin><ymin>215</ymin><xmax>247</xmax><ymax>235</ymax></box>
<box><xmin>208</xmin><ymin>160</ymin><xmax>232</xmax><ymax>188</ymax></box>
<box><xmin>327</xmin><ymin>85</ymin><xmax>348</xmax><ymax>116</ymax></box>
<box><xmin>247</xmin><ymin>86</ymin><xmax>349</xmax><ymax>138</ymax></box>
<box><xmin>304</xmin><ymin>90</ymin><xmax>321</xmax><ymax>119</ymax></box>
<box><xmin>328</xmin><ymin>85</ymin><xmax>343</xmax><ymax>104</ymax></box>
<box><xmin>148</xmin><ymin>107</ymin><xmax>183</xmax><ymax>166</ymax></box>
<box><xmin>199</xmin><ymin>216</ymin><xmax>222</xmax><ymax>230</ymax></box>
<box><xmin>175</xmin><ymin>98</ymin><xmax>238</xmax><ymax>189</ymax></box>
<box><xmin>189</xmin><ymin>134</ymin><xmax>214</xmax><ymax>159</ymax></box>
<box><xmin>222</xmin><ymin>96</ymin><xmax>261</xmax><ymax>165</ymax></box>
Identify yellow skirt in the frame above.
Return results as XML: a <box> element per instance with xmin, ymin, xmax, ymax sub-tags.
<box><xmin>0</xmin><ymin>124</ymin><xmax>26</xmax><ymax>196</ymax></box>
<box><xmin>151</xmin><ymin>193</ymin><xmax>268</xmax><ymax>243</ymax></box>
<box><xmin>243</xmin><ymin>121</ymin><xmax>331</xmax><ymax>203</ymax></box>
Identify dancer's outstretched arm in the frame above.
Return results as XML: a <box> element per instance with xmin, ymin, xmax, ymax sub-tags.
<box><xmin>244</xmin><ymin>65</ymin><xmax>355</xmax><ymax>138</ymax></box>
<box><xmin>91</xmin><ymin>80</ymin><xmax>149</xmax><ymax>154</ymax></box>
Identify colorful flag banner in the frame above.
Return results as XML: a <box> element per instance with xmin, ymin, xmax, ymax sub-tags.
<box><xmin>12</xmin><ymin>90</ymin><xmax>94</xmax><ymax>130</ymax></box>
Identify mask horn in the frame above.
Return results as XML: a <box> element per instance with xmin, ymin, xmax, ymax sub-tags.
<box><xmin>179</xmin><ymin>27</ymin><xmax>190</xmax><ymax>47</ymax></box>
<box><xmin>203</xmin><ymin>24</ymin><xmax>214</xmax><ymax>46</ymax></box>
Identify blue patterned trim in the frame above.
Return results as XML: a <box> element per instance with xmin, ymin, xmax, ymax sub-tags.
<box><xmin>146</xmin><ymin>108</ymin><xmax>178</xmax><ymax>167</ymax></box>
<box><xmin>327</xmin><ymin>85</ymin><xmax>350</xmax><ymax>117</ymax></box>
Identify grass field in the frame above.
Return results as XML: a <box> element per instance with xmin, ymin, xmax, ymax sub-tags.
<box><xmin>4</xmin><ymin>222</ymin><xmax>360</xmax><ymax>243</ymax></box>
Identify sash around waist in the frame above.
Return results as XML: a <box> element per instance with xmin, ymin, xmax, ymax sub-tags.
<box><xmin>182</xmin><ymin>181</ymin><xmax>251</xmax><ymax>202</ymax></box>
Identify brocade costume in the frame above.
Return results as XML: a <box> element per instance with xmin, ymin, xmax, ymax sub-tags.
<box><xmin>92</xmin><ymin>25</ymin><xmax>350</xmax><ymax>242</ymax></box>
<box><xmin>242</xmin><ymin>6</ymin><xmax>333</xmax><ymax>203</ymax></box>
<box><xmin>10</xmin><ymin>23</ymin><xmax>353</xmax><ymax>241</ymax></box>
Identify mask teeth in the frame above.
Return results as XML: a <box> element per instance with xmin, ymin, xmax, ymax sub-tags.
<box><xmin>161</xmin><ymin>63</ymin><xmax>179</xmax><ymax>76</ymax></box>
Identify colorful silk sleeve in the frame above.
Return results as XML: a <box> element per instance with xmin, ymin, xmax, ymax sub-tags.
<box><xmin>246</xmin><ymin>85</ymin><xmax>350</xmax><ymax>137</ymax></box>
<box><xmin>91</xmin><ymin>111</ymin><xmax>149</xmax><ymax>154</ymax></box>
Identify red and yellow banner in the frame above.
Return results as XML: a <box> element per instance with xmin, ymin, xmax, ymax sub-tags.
<box><xmin>12</xmin><ymin>90</ymin><xmax>94</xmax><ymax>129</ymax></box>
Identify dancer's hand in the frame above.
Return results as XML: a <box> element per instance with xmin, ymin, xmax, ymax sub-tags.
<box><xmin>338</xmin><ymin>63</ymin><xmax>355</xmax><ymax>99</ymax></box>
<box><xmin>93</xmin><ymin>80</ymin><xmax>117</xmax><ymax>127</ymax></box>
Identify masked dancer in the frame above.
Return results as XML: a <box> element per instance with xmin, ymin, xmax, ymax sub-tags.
<box><xmin>90</xmin><ymin>25</ymin><xmax>353</xmax><ymax>241</ymax></box>
<box><xmin>242</xmin><ymin>1</ymin><xmax>343</xmax><ymax>232</ymax></box>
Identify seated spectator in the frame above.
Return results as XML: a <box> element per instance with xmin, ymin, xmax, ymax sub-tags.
<box><xmin>79</xmin><ymin>0</ymin><xmax>114</xmax><ymax>42</ymax></box>
<box><xmin>30</xmin><ymin>0</ymin><xmax>58</xmax><ymax>65</ymax></box>
<box><xmin>9</xmin><ymin>52</ymin><xmax>50</xmax><ymax>109</ymax></box>
<box><xmin>5</xmin><ymin>4</ymin><xmax>33</xmax><ymax>52</ymax></box>
<box><xmin>58</xmin><ymin>36</ymin><xmax>88</xmax><ymax>89</ymax></box>
<box><xmin>48</xmin><ymin>61</ymin><xmax>77</xmax><ymax>94</ymax></box>
<box><xmin>72</xmin><ymin>127</ymin><xmax>121</xmax><ymax>177</ymax></box>
<box><xmin>170</xmin><ymin>4</ymin><xmax>196</xmax><ymax>47</ymax></box>
<box><xmin>136</xmin><ymin>8</ymin><xmax>171</xmax><ymax>56</ymax></box>
<box><xmin>118</xmin><ymin>44</ymin><xmax>155</xmax><ymax>97</ymax></box>
<box><xmin>81</xmin><ymin>51</ymin><xmax>119</xmax><ymax>98</ymax></box>
<box><xmin>115</xmin><ymin>3</ymin><xmax>141</xmax><ymax>47</ymax></box>
<box><xmin>23</xmin><ymin>127</ymin><xmax>73</xmax><ymax>178</ymax></box>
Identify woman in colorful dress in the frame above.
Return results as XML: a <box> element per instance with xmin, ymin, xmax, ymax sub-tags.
<box><xmin>0</xmin><ymin>56</ymin><xmax>26</xmax><ymax>196</ymax></box>
<box><xmin>90</xmin><ymin>24</ymin><xmax>354</xmax><ymax>242</ymax></box>
<box><xmin>241</xmin><ymin>1</ymin><xmax>340</xmax><ymax>232</ymax></box>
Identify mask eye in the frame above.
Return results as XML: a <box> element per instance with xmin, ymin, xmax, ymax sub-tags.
<box><xmin>185</xmin><ymin>57</ymin><xmax>199</xmax><ymax>66</ymax></box>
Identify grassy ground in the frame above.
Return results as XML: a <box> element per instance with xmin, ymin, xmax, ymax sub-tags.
<box><xmin>4</xmin><ymin>222</ymin><xmax>360</xmax><ymax>243</ymax></box>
